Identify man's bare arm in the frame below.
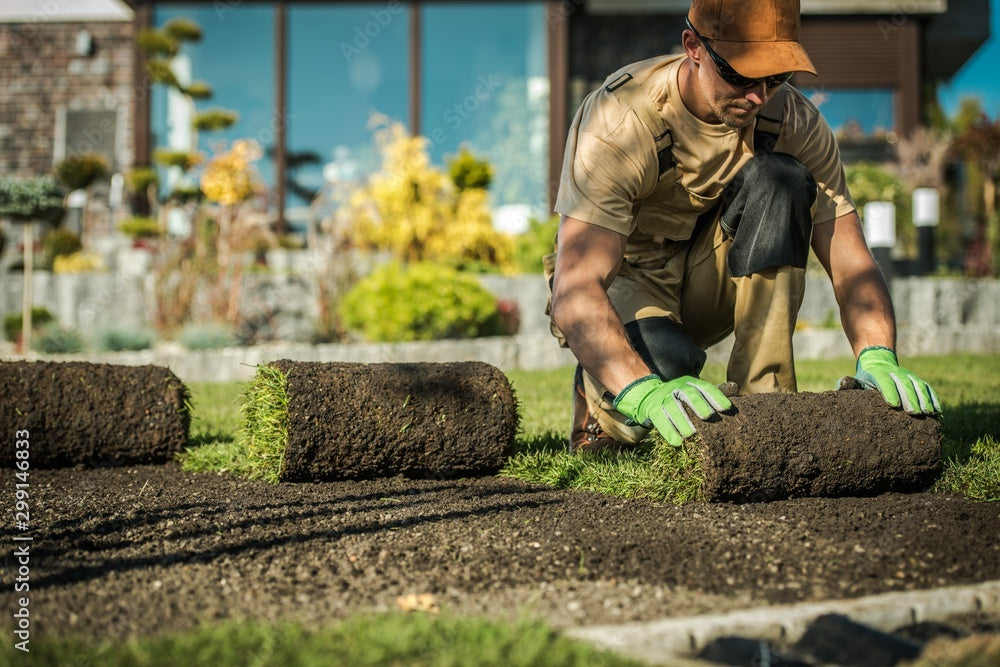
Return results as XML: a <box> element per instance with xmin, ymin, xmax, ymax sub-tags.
<box><xmin>549</xmin><ymin>216</ymin><xmax>653</xmax><ymax>395</ymax></box>
<box><xmin>811</xmin><ymin>210</ymin><xmax>896</xmax><ymax>356</ymax></box>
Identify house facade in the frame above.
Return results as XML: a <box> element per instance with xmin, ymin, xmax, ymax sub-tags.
<box><xmin>0</xmin><ymin>0</ymin><xmax>990</xmax><ymax>229</ymax></box>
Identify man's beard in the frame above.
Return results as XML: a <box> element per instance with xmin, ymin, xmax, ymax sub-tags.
<box><xmin>713</xmin><ymin>99</ymin><xmax>760</xmax><ymax>129</ymax></box>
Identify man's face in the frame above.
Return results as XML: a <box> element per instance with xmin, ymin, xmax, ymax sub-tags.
<box><xmin>699</xmin><ymin>54</ymin><xmax>770</xmax><ymax>129</ymax></box>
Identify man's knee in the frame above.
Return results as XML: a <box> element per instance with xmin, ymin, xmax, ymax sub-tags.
<box><xmin>624</xmin><ymin>317</ymin><xmax>706</xmax><ymax>381</ymax></box>
<box><xmin>721</xmin><ymin>153</ymin><xmax>817</xmax><ymax>277</ymax></box>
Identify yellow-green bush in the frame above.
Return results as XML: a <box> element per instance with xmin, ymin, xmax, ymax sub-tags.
<box><xmin>53</xmin><ymin>252</ymin><xmax>105</xmax><ymax>273</ymax></box>
<box><xmin>339</xmin><ymin>262</ymin><xmax>502</xmax><ymax>342</ymax></box>
<box><xmin>342</xmin><ymin>117</ymin><xmax>513</xmax><ymax>270</ymax></box>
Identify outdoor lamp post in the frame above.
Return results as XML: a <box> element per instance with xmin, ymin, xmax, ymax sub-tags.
<box><xmin>913</xmin><ymin>187</ymin><xmax>940</xmax><ymax>275</ymax></box>
<box><xmin>863</xmin><ymin>201</ymin><xmax>896</xmax><ymax>282</ymax></box>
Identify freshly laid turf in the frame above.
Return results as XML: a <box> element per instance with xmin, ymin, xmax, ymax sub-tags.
<box><xmin>179</xmin><ymin>355</ymin><xmax>1000</xmax><ymax>504</ymax></box>
<box><xmin>503</xmin><ymin>355</ymin><xmax>1000</xmax><ymax>504</ymax></box>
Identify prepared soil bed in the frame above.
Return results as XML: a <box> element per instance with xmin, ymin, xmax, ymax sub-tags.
<box><xmin>2</xmin><ymin>464</ymin><xmax>997</xmax><ymax>642</ymax></box>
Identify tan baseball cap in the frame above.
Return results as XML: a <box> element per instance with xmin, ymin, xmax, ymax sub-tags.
<box><xmin>688</xmin><ymin>0</ymin><xmax>817</xmax><ymax>78</ymax></box>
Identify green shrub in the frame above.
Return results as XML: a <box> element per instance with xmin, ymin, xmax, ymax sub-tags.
<box><xmin>512</xmin><ymin>214</ymin><xmax>560</xmax><ymax>274</ymax></box>
<box><xmin>448</xmin><ymin>146</ymin><xmax>493</xmax><ymax>191</ymax></box>
<box><xmin>168</xmin><ymin>184</ymin><xmax>201</xmax><ymax>203</ymax></box>
<box><xmin>4</xmin><ymin>307</ymin><xmax>55</xmax><ymax>341</ymax></box>
<box><xmin>846</xmin><ymin>162</ymin><xmax>914</xmax><ymax>253</ymax></box>
<box><xmin>136</xmin><ymin>27</ymin><xmax>179</xmax><ymax>57</ymax></box>
<box><xmin>97</xmin><ymin>326</ymin><xmax>157</xmax><ymax>352</ymax></box>
<box><xmin>182</xmin><ymin>81</ymin><xmax>213</xmax><ymax>99</ymax></box>
<box><xmin>153</xmin><ymin>149</ymin><xmax>200</xmax><ymax>171</ymax></box>
<box><xmin>145</xmin><ymin>58</ymin><xmax>180</xmax><ymax>87</ymax></box>
<box><xmin>118</xmin><ymin>216</ymin><xmax>163</xmax><ymax>239</ymax></box>
<box><xmin>163</xmin><ymin>17</ymin><xmax>203</xmax><ymax>42</ymax></box>
<box><xmin>179</xmin><ymin>322</ymin><xmax>236</xmax><ymax>350</ymax></box>
<box><xmin>33</xmin><ymin>326</ymin><xmax>84</xmax><ymax>354</ymax></box>
<box><xmin>125</xmin><ymin>166</ymin><xmax>159</xmax><ymax>195</ymax></box>
<box><xmin>193</xmin><ymin>108</ymin><xmax>239</xmax><ymax>132</ymax></box>
<box><xmin>339</xmin><ymin>261</ymin><xmax>502</xmax><ymax>342</ymax></box>
<box><xmin>53</xmin><ymin>152</ymin><xmax>110</xmax><ymax>191</ymax></box>
<box><xmin>42</xmin><ymin>228</ymin><xmax>82</xmax><ymax>263</ymax></box>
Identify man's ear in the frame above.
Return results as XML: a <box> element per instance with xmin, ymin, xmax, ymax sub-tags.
<box><xmin>681</xmin><ymin>30</ymin><xmax>702</xmax><ymax>63</ymax></box>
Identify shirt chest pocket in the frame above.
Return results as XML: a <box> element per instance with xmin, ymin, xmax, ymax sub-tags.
<box><xmin>632</xmin><ymin>169</ymin><xmax>722</xmax><ymax>242</ymax></box>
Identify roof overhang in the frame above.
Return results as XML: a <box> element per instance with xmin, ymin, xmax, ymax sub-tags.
<box><xmin>585</xmin><ymin>0</ymin><xmax>947</xmax><ymax>14</ymax></box>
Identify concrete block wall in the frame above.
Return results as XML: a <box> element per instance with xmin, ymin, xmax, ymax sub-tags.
<box><xmin>2</xmin><ymin>269</ymin><xmax>998</xmax><ymax>382</ymax></box>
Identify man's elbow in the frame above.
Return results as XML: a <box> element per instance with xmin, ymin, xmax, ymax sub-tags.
<box><xmin>549</xmin><ymin>288</ymin><xmax>572</xmax><ymax>334</ymax></box>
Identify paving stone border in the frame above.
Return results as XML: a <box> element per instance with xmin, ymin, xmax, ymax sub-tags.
<box><xmin>568</xmin><ymin>579</ymin><xmax>1000</xmax><ymax>663</ymax></box>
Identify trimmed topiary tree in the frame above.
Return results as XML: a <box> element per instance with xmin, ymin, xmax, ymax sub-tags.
<box><xmin>0</xmin><ymin>176</ymin><xmax>65</xmax><ymax>352</ymax></box>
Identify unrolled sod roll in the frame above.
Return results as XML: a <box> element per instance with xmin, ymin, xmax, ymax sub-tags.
<box><xmin>1</xmin><ymin>361</ymin><xmax>190</xmax><ymax>468</ymax></box>
<box><xmin>697</xmin><ymin>389</ymin><xmax>942</xmax><ymax>503</ymax></box>
<box><xmin>254</xmin><ymin>360</ymin><xmax>518</xmax><ymax>482</ymax></box>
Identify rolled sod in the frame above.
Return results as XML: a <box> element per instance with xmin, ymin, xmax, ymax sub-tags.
<box><xmin>696</xmin><ymin>389</ymin><xmax>942</xmax><ymax>503</ymax></box>
<box><xmin>1</xmin><ymin>361</ymin><xmax>190</xmax><ymax>468</ymax></box>
<box><xmin>244</xmin><ymin>360</ymin><xmax>519</xmax><ymax>482</ymax></box>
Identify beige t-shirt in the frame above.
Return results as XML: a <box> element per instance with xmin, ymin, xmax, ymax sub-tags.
<box><xmin>554</xmin><ymin>54</ymin><xmax>855</xmax><ymax>244</ymax></box>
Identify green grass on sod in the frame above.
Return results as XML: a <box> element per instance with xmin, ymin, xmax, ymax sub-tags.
<box><xmin>1</xmin><ymin>614</ymin><xmax>644</xmax><ymax>667</ymax></box>
<box><xmin>179</xmin><ymin>355</ymin><xmax>1000</xmax><ymax>503</ymax></box>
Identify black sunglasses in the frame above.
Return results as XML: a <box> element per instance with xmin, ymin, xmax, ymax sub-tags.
<box><xmin>685</xmin><ymin>17</ymin><xmax>794</xmax><ymax>90</ymax></box>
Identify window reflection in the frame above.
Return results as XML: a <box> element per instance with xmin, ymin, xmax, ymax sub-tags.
<box><xmin>799</xmin><ymin>88</ymin><xmax>895</xmax><ymax>137</ymax></box>
<box><xmin>423</xmin><ymin>3</ymin><xmax>548</xmax><ymax>227</ymax></box>
<box><xmin>287</xmin><ymin>4</ymin><xmax>410</xmax><ymax>221</ymax></box>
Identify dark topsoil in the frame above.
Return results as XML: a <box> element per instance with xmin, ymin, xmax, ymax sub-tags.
<box><xmin>2</xmin><ymin>464</ymin><xmax>998</xmax><ymax>643</ymax></box>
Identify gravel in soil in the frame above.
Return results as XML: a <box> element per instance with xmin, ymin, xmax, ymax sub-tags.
<box><xmin>2</xmin><ymin>464</ymin><xmax>998</xmax><ymax>642</ymax></box>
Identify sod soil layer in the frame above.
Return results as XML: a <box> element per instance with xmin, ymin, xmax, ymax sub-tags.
<box><xmin>2</xmin><ymin>464</ymin><xmax>998</xmax><ymax>643</ymax></box>
<box><xmin>0</xmin><ymin>361</ymin><xmax>189</xmax><ymax>468</ymax></box>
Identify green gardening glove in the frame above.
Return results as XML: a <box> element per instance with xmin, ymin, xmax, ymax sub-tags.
<box><xmin>853</xmin><ymin>346</ymin><xmax>942</xmax><ymax>415</ymax></box>
<box><xmin>613</xmin><ymin>375</ymin><xmax>733</xmax><ymax>447</ymax></box>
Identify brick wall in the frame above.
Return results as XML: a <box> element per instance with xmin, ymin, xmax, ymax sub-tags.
<box><xmin>0</xmin><ymin>19</ymin><xmax>135</xmax><ymax>177</ymax></box>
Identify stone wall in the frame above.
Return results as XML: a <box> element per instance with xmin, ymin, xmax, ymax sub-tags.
<box><xmin>0</xmin><ymin>18</ymin><xmax>135</xmax><ymax>176</ymax></box>
<box><xmin>3</xmin><ymin>266</ymin><xmax>999</xmax><ymax>347</ymax></box>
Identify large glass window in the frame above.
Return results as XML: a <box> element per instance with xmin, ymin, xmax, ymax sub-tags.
<box><xmin>422</xmin><ymin>2</ymin><xmax>548</xmax><ymax>226</ymax></box>
<box><xmin>799</xmin><ymin>88</ymin><xmax>895</xmax><ymax>137</ymax></box>
<box><xmin>151</xmin><ymin>5</ymin><xmax>276</xmax><ymax>195</ymax></box>
<box><xmin>149</xmin><ymin>2</ymin><xmax>551</xmax><ymax>227</ymax></box>
<box><xmin>287</xmin><ymin>4</ymin><xmax>410</xmax><ymax>216</ymax></box>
